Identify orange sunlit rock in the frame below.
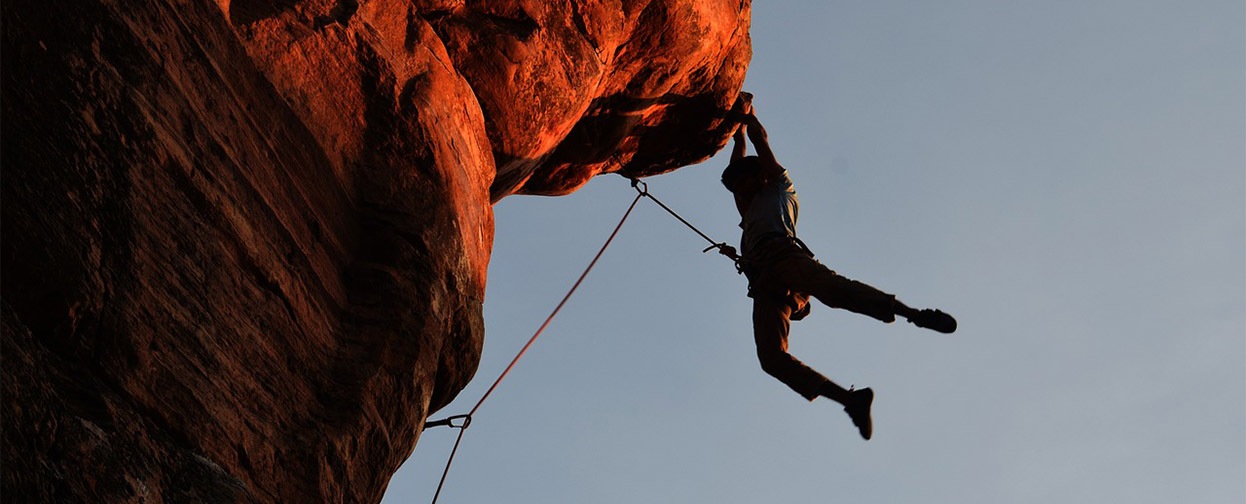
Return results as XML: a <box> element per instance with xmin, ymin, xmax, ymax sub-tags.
<box><xmin>1</xmin><ymin>0</ymin><xmax>750</xmax><ymax>502</ymax></box>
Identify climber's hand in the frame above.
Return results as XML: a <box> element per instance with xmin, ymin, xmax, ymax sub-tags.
<box><xmin>737</xmin><ymin>91</ymin><xmax>754</xmax><ymax>110</ymax></box>
<box><xmin>730</xmin><ymin>92</ymin><xmax>754</xmax><ymax>122</ymax></box>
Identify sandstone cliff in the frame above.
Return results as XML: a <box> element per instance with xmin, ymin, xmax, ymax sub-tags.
<box><xmin>1</xmin><ymin>0</ymin><xmax>750</xmax><ymax>502</ymax></box>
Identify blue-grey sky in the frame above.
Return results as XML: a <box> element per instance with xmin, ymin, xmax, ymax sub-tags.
<box><xmin>385</xmin><ymin>2</ymin><xmax>1244</xmax><ymax>502</ymax></box>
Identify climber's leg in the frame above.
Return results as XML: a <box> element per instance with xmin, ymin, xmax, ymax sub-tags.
<box><xmin>752</xmin><ymin>294</ymin><xmax>845</xmax><ymax>402</ymax></box>
<box><xmin>770</xmin><ymin>254</ymin><xmax>899</xmax><ymax>323</ymax></box>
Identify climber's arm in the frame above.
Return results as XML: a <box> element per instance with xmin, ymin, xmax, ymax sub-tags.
<box><xmin>744</xmin><ymin>111</ymin><xmax>783</xmax><ymax>180</ymax></box>
<box><xmin>730</xmin><ymin>123</ymin><xmax>747</xmax><ymax>161</ymax></box>
<box><xmin>730</xmin><ymin>93</ymin><xmax>753</xmax><ymax>162</ymax></box>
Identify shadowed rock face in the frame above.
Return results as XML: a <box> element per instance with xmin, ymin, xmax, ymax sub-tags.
<box><xmin>1</xmin><ymin>0</ymin><xmax>749</xmax><ymax>502</ymax></box>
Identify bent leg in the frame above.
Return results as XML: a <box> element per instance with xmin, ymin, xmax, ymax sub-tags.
<box><xmin>752</xmin><ymin>295</ymin><xmax>829</xmax><ymax>401</ymax></box>
<box><xmin>771</xmin><ymin>254</ymin><xmax>898</xmax><ymax>323</ymax></box>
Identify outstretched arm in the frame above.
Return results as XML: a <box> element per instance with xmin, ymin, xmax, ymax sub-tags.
<box><xmin>730</xmin><ymin>93</ymin><xmax>753</xmax><ymax>162</ymax></box>
<box><xmin>730</xmin><ymin>123</ymin><xmax>748</xmax><ymax>161</ymax></box>
<box><xmin>744</xmin><ymin>111</ymin><xmax>783</xmax><ymax>181</ymax></box>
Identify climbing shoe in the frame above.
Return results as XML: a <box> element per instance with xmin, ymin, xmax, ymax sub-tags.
<box><xmin>843</xmin><ymin>387</ymin><xmax>874</xmax><ymax>440</ymax></box>
<box><xmin>908</xmin><ymin>309</ymin><xmax>957</xmax><ymax>334</ymax></box>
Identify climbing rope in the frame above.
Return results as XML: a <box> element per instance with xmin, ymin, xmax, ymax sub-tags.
<box><xmin>628</xmin><ymin>177</ymin><xmax>740</xmax><ymax>263</ymax></box>
<box><xmin>421</xmin><ymin>178</ymin><xmax>736</xmax><ymax>503</ymax></box>
<box><xmin>423</xmin><ymin>188</ymin><xmax>644</xmax><ymax>504</ymax></box>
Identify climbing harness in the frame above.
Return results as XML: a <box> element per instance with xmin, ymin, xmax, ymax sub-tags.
<box><xmin>421</xmin><ymin>177</ymin><xmax>735</xmax><ymax>503</ymax></box>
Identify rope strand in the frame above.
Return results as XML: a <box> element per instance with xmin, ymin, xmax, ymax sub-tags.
<box><xmin>630</xmin><ymin>178</ymin><xmax>740</xmax><ymax>261</ymax></box>
<box><xmin>426</xmin><ymin>190</ymin><xmax>645</xmax><ymax>504</ymax></box>
<box><xmin>423</xmin><ymin>179</ymin><xmax>737</xmax><ymax>503</ymax></box>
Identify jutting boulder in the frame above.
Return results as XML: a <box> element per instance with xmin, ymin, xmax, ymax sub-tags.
<box><xmin>1</xmin><ymin>1</ymin><xmax>750</xmax><ymax>501</ymax></box>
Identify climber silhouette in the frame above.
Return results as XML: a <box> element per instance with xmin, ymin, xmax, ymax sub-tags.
<box><xmin>719</xmin><ymin>94</ymin><xmax>956</xmax><ymax>440</ymax></box>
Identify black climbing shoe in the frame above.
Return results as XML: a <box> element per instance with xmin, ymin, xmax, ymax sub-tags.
<box><xmin>908</xmin><ymin>309</ymin><xmax>957</xmax><ymax>334</ymax></box>
<box><xmin>843</xmin><ymin>387</ymin><xmax>874</xmax><ymax>440</ymax></box>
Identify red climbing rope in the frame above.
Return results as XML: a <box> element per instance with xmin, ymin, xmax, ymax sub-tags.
<box><xmin>422</xmin><ymin>179</ymin><xmax>743</xmax><ymax>502</ymax></box>
<box><xmin>425</xmin><ymin>189</ymin><xmax>645</xmax><ymax>504</ymax></box>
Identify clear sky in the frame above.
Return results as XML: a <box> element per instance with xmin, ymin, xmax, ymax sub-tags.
<box><xmin>384</xmin><ymin>2</ymin><xmax>1245</xmax><ymax>502</ymax></box>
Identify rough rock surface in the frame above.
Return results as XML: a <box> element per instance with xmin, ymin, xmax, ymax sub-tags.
<box><xmin>1</xmin><ymin>0</ymin><xmax>750</xmax><ymax>502</ymax></box>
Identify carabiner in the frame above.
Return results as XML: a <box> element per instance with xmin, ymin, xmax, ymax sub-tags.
<box><xmin>630</xmin><ymin>177</ymin><xmax>648</xmax><ymax>195</ymax></box>
<box><xmin>423</xmin><ymin>414</ymin><xmax>472</xmax><ymax>430</ymax></box>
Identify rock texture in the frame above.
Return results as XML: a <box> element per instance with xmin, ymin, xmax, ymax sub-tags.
<box><xmin>1</xmin><ymin>0</ymin><xmax>749</xmax><ymax>502</ymax></box>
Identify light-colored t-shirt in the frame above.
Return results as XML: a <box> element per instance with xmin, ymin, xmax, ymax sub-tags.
<box><xmin>739</xmin><ymin>169</ymin><xmax>799</xmax><ymax>256</ymax></box>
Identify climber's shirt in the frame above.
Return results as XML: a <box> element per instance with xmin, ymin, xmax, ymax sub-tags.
<box><xmin>739</xmin><ymin>169</ymin><xmax>799</xmax><ymax>259</ymax></box>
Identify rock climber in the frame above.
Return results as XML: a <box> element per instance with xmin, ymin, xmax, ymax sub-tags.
<box><xmin>718</xmin><ymin>94</ymin><xmax>957</xmax><ymax>440</ymax></box>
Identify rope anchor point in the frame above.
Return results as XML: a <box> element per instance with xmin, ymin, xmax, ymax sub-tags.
<box><xmin>629</xmin><ymin>176</ymin><xmax>648</xmax><ymax>195</ymax></box>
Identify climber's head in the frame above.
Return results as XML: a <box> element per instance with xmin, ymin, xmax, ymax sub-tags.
<box><xmin>721</xmin><ymin>155</ymin><xmax>762</xmax><ymax>193</ymax></box>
